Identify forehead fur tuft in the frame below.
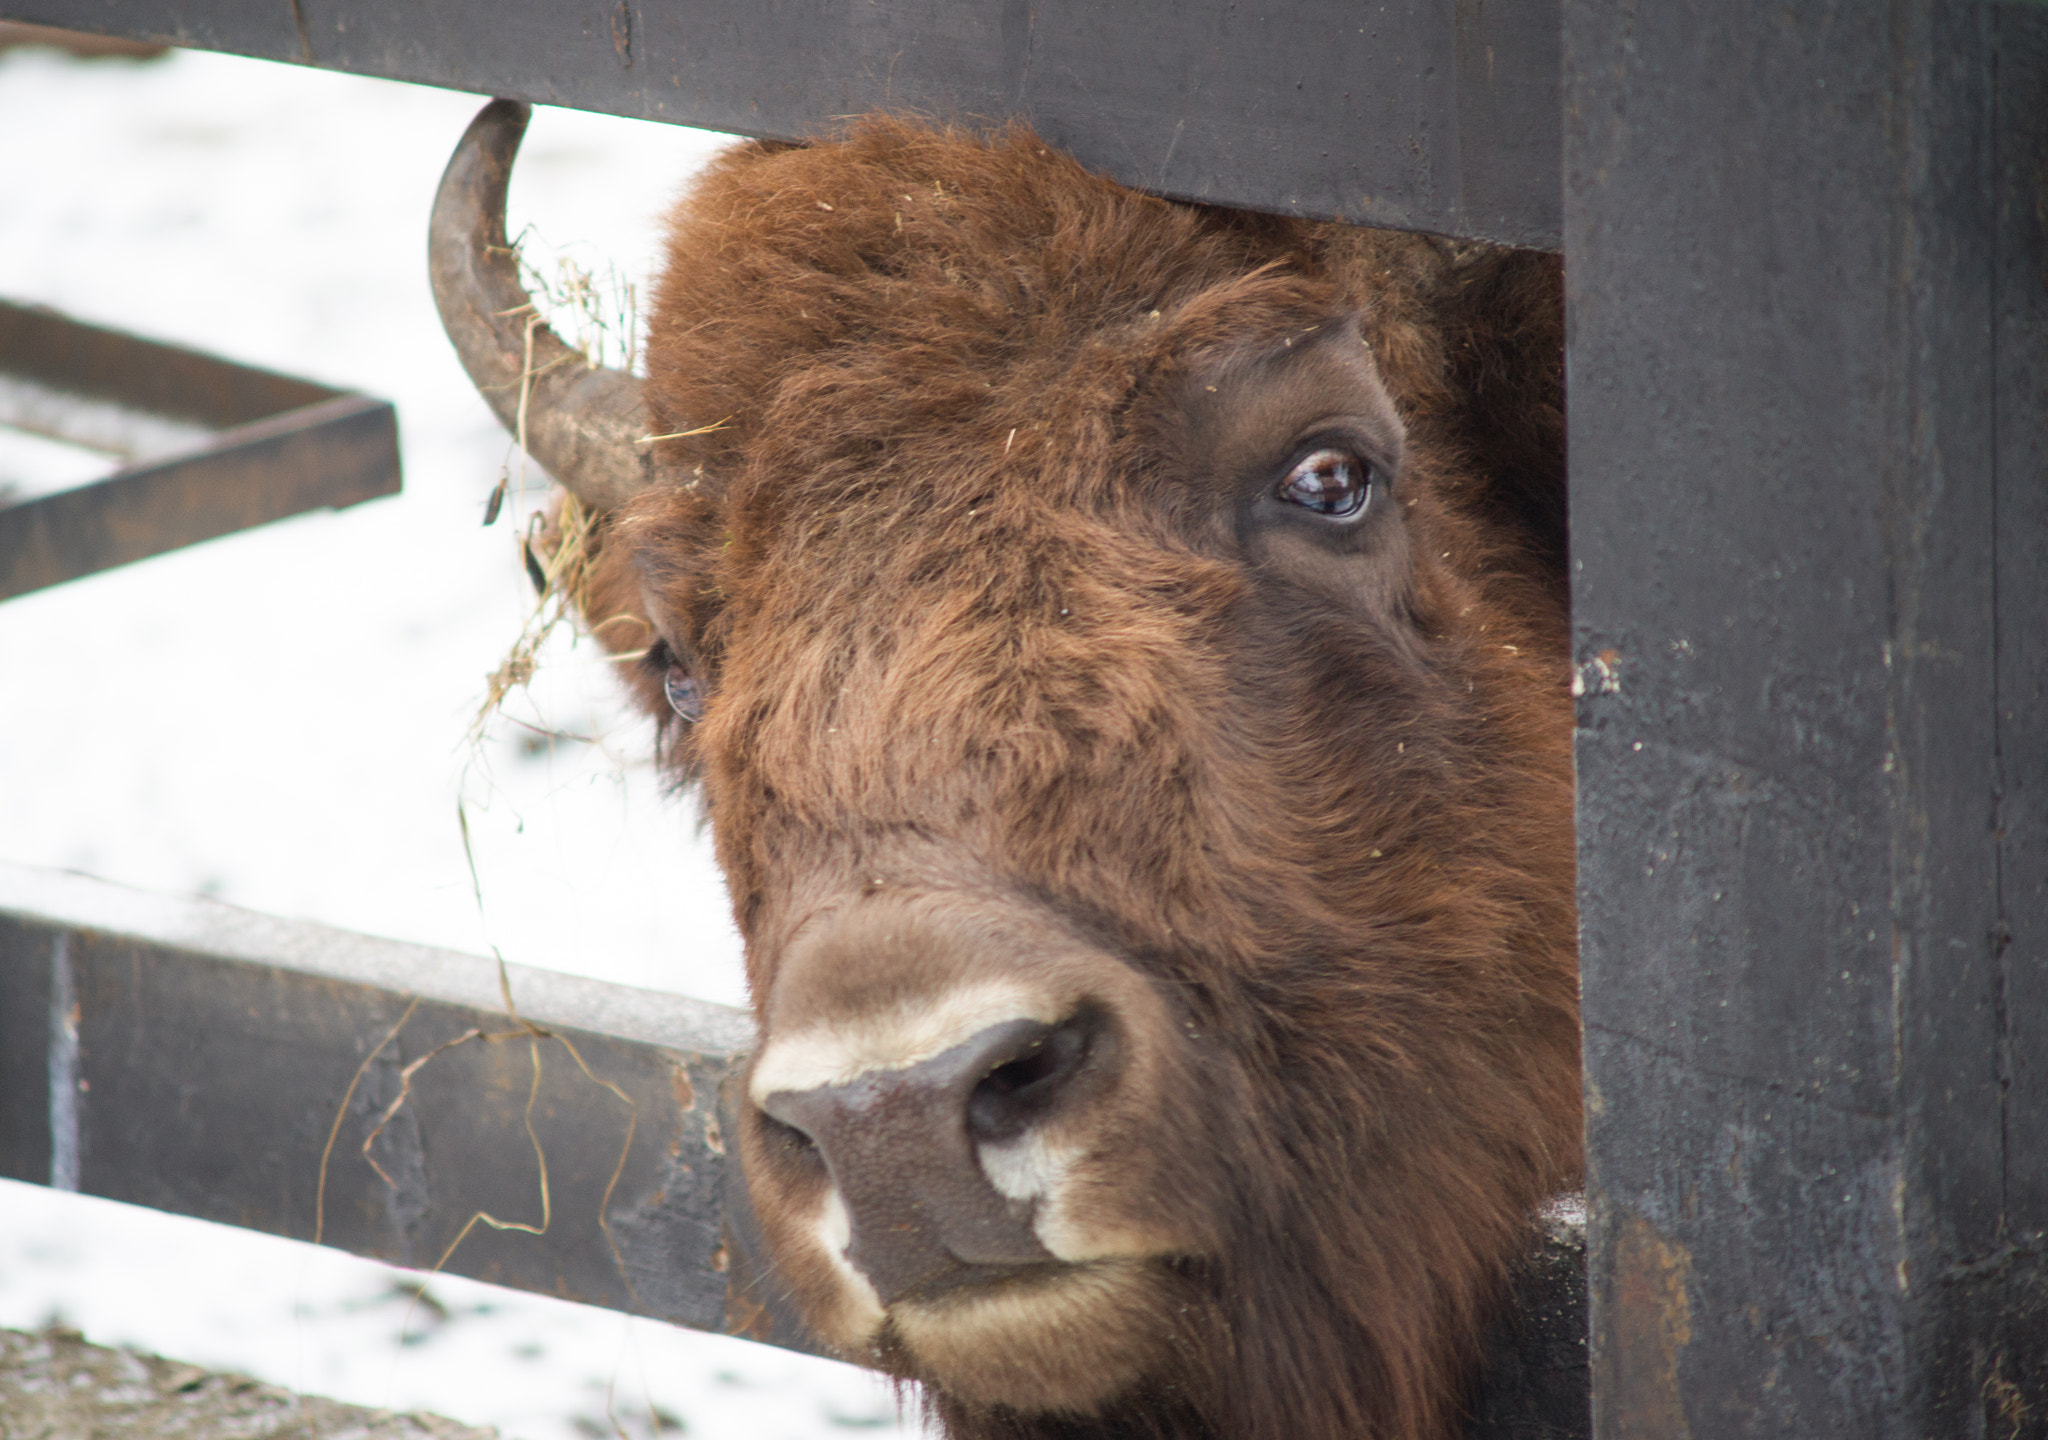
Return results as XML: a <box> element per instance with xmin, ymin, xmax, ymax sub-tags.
<box><xmin>640</xmin><ymin>116</ymin><xmax>1454</xmax><ymax>486</ymax></box>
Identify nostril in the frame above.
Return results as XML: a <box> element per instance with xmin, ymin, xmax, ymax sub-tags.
<box><xmin>756</xmin><ymin>1097</ymin><xmax>819</xmax><ymax>1153</ymax></box>
<box><xmin>966</xmin><ymin>1012</ymin><xmax>1093</xmax><ymax>1143</ymax></box>
<box><xmin>984</xmin><ymin>1043</ymin><xmax>1060</xmax><ymax>1096</ymax></box>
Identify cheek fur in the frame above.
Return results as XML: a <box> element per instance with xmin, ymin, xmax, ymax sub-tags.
<box><xmin>890</xmin><ymin>1260</ymin><xmax>1196</xmax><ymax>1412</ymax></box>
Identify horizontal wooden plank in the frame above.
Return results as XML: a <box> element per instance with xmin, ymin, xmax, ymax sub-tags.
<box><xmin>0</xmin><ymin>301</ymin><xmax>403</xmax><ymax>600</ymax></box>
<box><xmin>0</xmin><ymin>862</ymin><xmax>809</xmax><ymax>1351</ymax></box>
<box><xmin>0</xmin><ymin>1</ymin><xmax>1561</xmax><ymax>248</ymax></box>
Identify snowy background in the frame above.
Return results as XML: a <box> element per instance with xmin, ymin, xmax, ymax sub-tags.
<box><xmin>0</xmin><ymin>39</ymin><xmax>923</xmax><ymax>1440</ymax></box>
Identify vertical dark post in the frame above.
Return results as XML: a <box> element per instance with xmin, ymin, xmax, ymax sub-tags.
<box><xmin>1566</xmin><ymin>2</ymin><xmax>2046</xmax><ymax>1436</ymax></box>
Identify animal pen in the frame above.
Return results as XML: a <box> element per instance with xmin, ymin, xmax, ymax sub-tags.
<box><xmin>0</xmin><ymin>1</ymin><xmax>2041</xmax><ymax>1436</ymax></box>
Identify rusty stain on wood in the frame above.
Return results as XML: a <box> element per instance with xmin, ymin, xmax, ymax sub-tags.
<box><xmin>1599</xmin><ymin>1210</ymin><xmax>1693</xmax><ymax>1439</ymax></box>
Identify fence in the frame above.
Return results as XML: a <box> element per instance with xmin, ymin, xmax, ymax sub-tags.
<box><xmin>0</xmin><ymin>2</ymin><xmax>2041</xmax><ymax>1435</ymax></box>
<box><xmin>0</xmin><ymin>861</ymin><xmax>1588</xmax><ymax>1431</ymax></box>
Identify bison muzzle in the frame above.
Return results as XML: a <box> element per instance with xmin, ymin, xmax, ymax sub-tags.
<box><xmin>431</xmin><ymin>98</ymin><xmax>1581</xmax><ymax>1440</ymax></box>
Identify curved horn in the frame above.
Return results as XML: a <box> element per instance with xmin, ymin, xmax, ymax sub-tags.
<box><xmin>430</xmin><ymin>98</ymin><xmax>654</xmax><ymax>513</ymax></box>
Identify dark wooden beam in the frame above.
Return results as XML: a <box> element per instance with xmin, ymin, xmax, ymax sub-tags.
<box><xmin>1566</xmin><ymin>3</ymin><xmax>2048</xmax><ymax>1433</ymax></box>
<box><xmin>0</xmin><ymin>301</ymin><xmax>401</xmax><ymax>601</ymax></box>
<box><xmin>0</xmin><ymin>863</ymin><xmax>806</xmax><ymax>1351</ymax></box>
<box><xmin>0</xmin><ymin>1</ymin><xmax>1561</xmax><ymax>249</ymax></box>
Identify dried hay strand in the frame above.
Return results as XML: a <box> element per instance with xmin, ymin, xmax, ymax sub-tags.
<box><xmin>471</xmin><ymin>489</ymin><xmax>618</xmax><ymax>746</ymax></box>
<box><xmin>310</xmin><ymin>234</ymin><xmax>655</xmax><ymax>1356</ymax></box>
<box><xmin>473</xmin><ymin>233</ymin><xmax>652</xmax><ymax>743</ymax></box>
<box><xmin>522</xmin><ymin>237</ymin><xmax>640</xmax><ymax>377</ymax></box>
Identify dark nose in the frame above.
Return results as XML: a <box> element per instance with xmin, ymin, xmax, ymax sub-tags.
<box><xmin>759</xmin><ymin>1014</ymin><xmax>1093</xmax><ymax>1304</ymax></box>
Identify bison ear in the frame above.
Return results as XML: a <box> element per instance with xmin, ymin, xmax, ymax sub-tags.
<box><xmin>429</xmin><ymin>99</ymin><xmax>657</xmax><ymax>514</ymax></box>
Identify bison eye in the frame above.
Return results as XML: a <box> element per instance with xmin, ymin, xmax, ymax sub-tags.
<box><xmin>664</xmin><ymin>664</ymin><xmax>704</xmax><ymax>724</ymax></box>
<box><xmin>1277</xmin><ymin>447</ymin><xmax>1373</xmax><ymax>519</ymax></box>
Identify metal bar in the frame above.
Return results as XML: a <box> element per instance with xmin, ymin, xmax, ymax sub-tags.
<box><xmin>1566</xmin><ymin>3</ymin><xmax>2047</xmax><ymax>1435</ymax></box>
<box><xmin>0</xmin><ymin>861</ymin><xmax>1590</xmax><ymax>1429</ymax></box>
<box><xmin>0</xmin><ymin>1</ymin><xmax>1562</xmax><ymax>249</ymax></box>
<box><xmin>0</xmin><ymin>301</ymin><xmax>402</xmax><ymax>601</ymax></box>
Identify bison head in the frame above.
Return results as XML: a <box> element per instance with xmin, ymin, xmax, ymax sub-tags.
<box><xmin>433</xmin><ymin>100</ymin><xmax>1579</xmax><ymax>1440</ymax></box>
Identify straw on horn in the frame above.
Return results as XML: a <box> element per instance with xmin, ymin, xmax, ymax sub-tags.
<box><xmin>429</xmin><ymin>98</ymin><xmax>653</xmax><ymax>514</ymax></box>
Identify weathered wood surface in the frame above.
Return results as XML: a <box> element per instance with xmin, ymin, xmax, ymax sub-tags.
<box><xmin>0</xmin><ymin>0</ymin><xmax>1561</xmax><ymax>249</ymax></box>
<box><xmin>0</xmin><ymin>862</ymin><xmax>777</xmax><ymax>1350</ymax></box>
<box><xmin>1566</xmin><ymin>3</ymin><xmax>2048</xmax><ymax>1435</ymax></box>
<box><xmin>0</xmin><ymin>300</ymin><xmax>401</xmax><ymax>601</ymax></box>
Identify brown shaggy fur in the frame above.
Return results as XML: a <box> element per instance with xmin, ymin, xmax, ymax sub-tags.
<box><xmin>576</xmin><ymin>118</ymin><xmax>1578</xmax><ymax>1440</ymax></box>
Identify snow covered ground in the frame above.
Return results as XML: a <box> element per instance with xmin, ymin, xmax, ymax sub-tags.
<box><xmin>0</xmin><ymin>40</ymin><xmax>923</xmax><ymax>1440</ymax></box>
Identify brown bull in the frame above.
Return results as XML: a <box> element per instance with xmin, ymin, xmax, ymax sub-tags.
<box><xmin>431</xmin><ymin>100</ymin><xmax>1580</xmax><ymax>1440</ymax></box>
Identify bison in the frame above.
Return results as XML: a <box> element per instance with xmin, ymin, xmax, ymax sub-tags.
<box><xmin>430</xmin><ymin>100</ymin><xmax>1580</xmax><ymax>1440</ymax></box>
